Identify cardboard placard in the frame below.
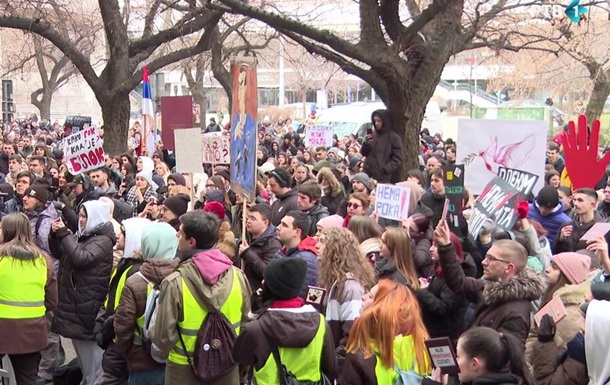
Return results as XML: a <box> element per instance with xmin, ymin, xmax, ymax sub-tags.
<box><xmin>62</xmin><ymin>126</ymin><xmax>105</xmax><ymax>175</ymax></box>
<box><xmin>425</xmin><ymin>337</ymin><xmax>460</xmax><ymax>375</ymax></box>
<box><xmin>202</xmin><ymin>133</ymin><xmax>230</xmax><ymax>164</ymax></box>
<box><xmin>580</xmin><ymin>222</ymin><xmax>610</xmax><ymax>241</ymax></box>
<box><xmin>374</xmin><ymin>184</ymin><xmax>411</xmax><ymax>221</ymax></box>
<box><xmin>305</xmin><ymin>125</ymin><xmax>333</xmax><ymax>147</ymax></box>
<box><xmin>174</xmin><ymin>128</ymin><xmax>203</xmax><ymax>174</ymax></box>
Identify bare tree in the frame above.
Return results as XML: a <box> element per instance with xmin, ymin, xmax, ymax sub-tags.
<box><xmin>0</xmin><ymin>0</ymin><xmax>222</xmax><ymax>154</ymax></box>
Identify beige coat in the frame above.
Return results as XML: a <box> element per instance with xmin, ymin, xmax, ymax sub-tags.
<box><xmin>525</xmin><ymin>280</ymin><xmax>590</xmax><ymax>364</ymax></box>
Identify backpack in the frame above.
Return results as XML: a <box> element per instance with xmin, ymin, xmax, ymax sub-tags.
<box><xmin>177</xmin><ymin>270</ymin><xmax>240</xmax><ymax>383</ymax></box>
<box><xmin>136</xmin><ymin>272</ymin><xmax>167</xmax><ymax>363</ymax></box>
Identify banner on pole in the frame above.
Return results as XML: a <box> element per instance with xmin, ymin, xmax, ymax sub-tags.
<box><xmin>63</xmin><ymin>126</ymin><xmax>104</xmax><ymax>175</ymax></box>
<box><xmin>305</xmin><ymin>126</ymin><xmax>333</xmax><ymax>147</ymax></box>
<box><xmin>161</xmin><ymin>96</ymin><xmax>194</xmax><ymax>150</ymax></box>
<box><xmin>374</xmin><ymin>184</ymin><xmax>411</xmax><ymax>221</ymax></box>
<box><xmin>202</xmin><ymin>133</ymin><xmax>230</xmax><ymax>164</ymax></box>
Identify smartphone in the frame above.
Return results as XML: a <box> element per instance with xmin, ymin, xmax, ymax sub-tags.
<box><xmin>441</xmin><ymin>198</ymin><xmax>450</xmax><ymax>221</ymax></box>
<box><xmin>366</xmin><ymin>126</ymin><xmax>373</xmax><ymax>136</ymax></box>
<box><xmin>52</xmin><ymin>177</ymin><xmax>60</xmax><ymax>189</ymax></box>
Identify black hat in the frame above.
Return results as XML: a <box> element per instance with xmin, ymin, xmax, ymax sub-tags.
<box><xmin>263</xmin><ymin>258</ymin><xmax>307</xmax><ymax>299</ymax></box>
<box><xmin>167</xmin><ymin>173</ymin><xmax>186</xmax><ymax>186</ymax></box>
<box><xmin>265</xmin><ymin>168</ymin><xmax>292</xmax><ymax>188</ymax></box>
<box><xmin>536</xmin><ymin>186</ymin><xmax>559</xmax><ymax>208</ymax></box>
<box><xmin>68</xmin><ymin>174</ymin><xmax>91</xmax><ymax>190</ymax></box>
<box><xmin>163</xmin><ymin>193</ymin><xmax>191</xmax><ymax>217</ymax></box>
<box><xmin>24</xmin><ymin>184</ymin><xmax>49</xmax><ymax>203</ymax></box>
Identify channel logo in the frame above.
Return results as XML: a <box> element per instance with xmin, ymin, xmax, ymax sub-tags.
<box><xmin>565</xmin><ymin>0</ymin><xmax>588</xmax><ymax>24</ymax></box>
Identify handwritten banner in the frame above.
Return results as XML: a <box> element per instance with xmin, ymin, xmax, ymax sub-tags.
<box><xmin>468</xmin><ymin>176</ymin><xmax>523</xmax><ymax>239</ymax></box>
<box><xmin>305</xmin><ymin>125</ymin><xmax>333</xmax><ymax>147</ymax></box>
<box><xmin>374</xmin><ymin>184</ymin><xmax>411</xmax><ymax>221</ymax></box>
<box><xmin>62</xmin><ymin>127</ymin><xmax>104</xmax><ymax>175</ymax></box>
<box><xmin>202</xmin><ymin>133</ymin><xmax>230</xmax><ymax>164</ymax></box>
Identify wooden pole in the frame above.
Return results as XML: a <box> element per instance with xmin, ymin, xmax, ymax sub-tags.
<box><xmin>189</xmin><ymin>173</ymin><xmax>194</xmax><ymax>212</ymax></box>
<box><xmin>241</xmin><ymin>195</ymin><xmax>248</xmax><ymax>246</ymax></box>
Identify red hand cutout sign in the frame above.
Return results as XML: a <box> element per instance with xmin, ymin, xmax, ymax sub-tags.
<box><xmin>563</xmin><ymin>114</ymin><xmax>610</xmax><ymax>189</ymax></box>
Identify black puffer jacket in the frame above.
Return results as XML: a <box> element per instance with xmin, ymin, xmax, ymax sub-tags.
<box><xmin>360</xmin><ymin>109</ymin><xmax>404</xmax><ymax>183</ymax></box>
<box><xmin>51</xmin><ymin>215</ymin><xmax>115</xmax><ymax>340</ymax></box>
<box><xmin>238</xmin><ymin>225</ymin><xmax>282</xmax><ymax>293</ymax></box>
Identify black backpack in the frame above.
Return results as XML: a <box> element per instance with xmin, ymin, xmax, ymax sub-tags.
<box><xmin>53</xmin><ymin>358</ymin><xmax>82</xmax><ymax>385</ymax></box>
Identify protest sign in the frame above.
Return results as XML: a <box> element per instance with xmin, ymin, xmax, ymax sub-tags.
<box><xmin>425</xmin><ymin>337</ymin><xmax>460</xmax><ymax>375</ymax></box>
<box><xmin>161</xmin><ymin>96</ymin><xmax>193</xmax><ymax>150</ymax></box>
<box><xmin>468</xmin><ymin>177</ymin><xmax>524</xmax><ymax>240</ymax></box>
<box><xmin>443</xmin><ymin>165</ymin><xmax>465</xmax><ymax>231</ymax></box>
<box><xmin>62</xmin><ymin>127</ymin><xmax>104</xmax><ymax>175</ymax></box>
<box><xmin>174</xmin><ymin>128</ymin><xmax>203</xmax><ymax>174</ymax></box>
<box><xmin>202</xmin><ymin>133</ymin><xmax>230</xmax><ymax>164</ymax></box>
<box><xmin>374</xmin><ymin>184</ymin><xmax>411</xmax><ymax>221</ymax></box>
<box><xmin>498</xmin><ymin>167</ymin><xmax>539</xmax><ymax>201</ymax></box>
<box><xmin>305</xmin><ymin>126</ymin><xmax>333</xmax><ymax>147</ymax></box>
<box><xmin>457</xmin><ymin>119</ymin><xmax>547</xmax><ymax>195</ymax></box>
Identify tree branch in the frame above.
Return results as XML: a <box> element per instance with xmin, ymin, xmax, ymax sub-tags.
<box><xmin>143</xmin><ymin>0</ymin><xmax>163</xmax><ymax>37</ymax></box>
<box><xmin>358</xmin><ymin>0</ymin><xmax>385</xmax><ymax>45</ymax></box>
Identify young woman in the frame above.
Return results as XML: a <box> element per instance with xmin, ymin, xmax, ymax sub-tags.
<box><xmin>277</xmin><ymin>152</ymin><xmax>288</xmax><ymax>168</ymax></box>
<box><xmin>50</xmin><ymin>201</ymin><xmax>115</xmax><ymax>385</ymax></box>
<box><xmin>294</xmin><ymin>163</ymin><xmax>312</xmax><ymax>186</ymax></box>
<box><xmin>442</xmin><ymin>327</ymin><xmax>534</xmax><ymax>385</ymax></box>
<box><xmin>342</xmin><ymin>279</ymin><xmax>431</xmax><ymax>385</ymax></box>
<box><xmin>125</xmin><ymin>171</ymin><xmax>159</xmax><ymax>216</ymax></box>
<box><xmin>317</xmin><ymin>227</ymin><xmax>376</xmax><ymax>369</ymax></box>
<box><xmin>545</xmin><ymin>170</ymin><xmax>561</xmax><ymax>188</ymax></box>
<box><xmin>404</xmin><ymin>212</ymin><xmax>434</xmax><ymax>277</ymax></box>
<box><xmin>524</xmin><ymin>252</ymin><xmax>591</xmax><ymax>364</ymax></box>
<box><xmin>111</xmin><ymin>156</ymin><xmax>124</xmax><ymax>171</ymax></box>
<box><xmin>154</xmin><ymin>162</ymin><xmax>170</xmax><ymax>185</ymax></box>
<box><xmin>0</xmin><ymin>213</ymin><xmax>57</xmax><ymax>385</ymax></box>
<box><xmin>347</xmin><ymin>215</ymin><xmax>382</xmax><ymax>264</ymax></box>
<box><xmin>113</xmin><ymin>222</ymin><xmax>178</xmax><ymax>385</ymax></box>
<box><xmin>343</xmin><ymin>192</ymin><xmax>370</xmax><ymax>228</ymax></box>
<box><xmin>406</xmin><ymin>168</ymin><xmax>428</xmax><ymax>189</ymax></box>
<box><xmin>317</xmin><ymin>167</ymin><xmax>345</xmax><ymax>215</ymax></box>
<box><xmin>376</xmin><ymin>227</ymin><xmax>420</xmax><ymax>291</ymax></box>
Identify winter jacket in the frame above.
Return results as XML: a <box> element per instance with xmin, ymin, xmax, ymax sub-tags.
<box><xmin>0</xmin><ymin>255</ymin><xmax>58</xmax><ymax>355</ymax></box>
<box><xmin>525</xmin><ymin>280</ymin><xmax>590</xmax><ymax>364</ymax></box>
<box><xmin>547</xmin><ymin>156</ymin><xmax>566</xmax><ymax>175</ymax></box>
<box><xmin>532</xmin><ymin>334</ymin><xmax>588</xmax><ymax>385</ymax></box>
<box><xmin>113</xmin><ymin>259</ymin><xmax>175</xmax><ymax>372</ymax></box>
<box><xmin>0</xmin><ymin>152</ymin><xmax>8</xmax><ymax>175</ymax></box>
<box><xmin>437</xmin><ymin>243</ymin><xmax>545</xmax><ymax>347</ymax></box>
<box><xmin>360</xmin><ymin>110</ymin><xmax>403</xmax><ymax>184</ymax></box>
<box><xmin>417</xmin><ymin>246</ymin><xmax>468</xmax><ymax>341</ymax></box>
<box><xmin>276</xmin><ymin>237</ymin><xmax>319</xmax><ymax>299</ymax></box>
<box><xmin>469</xmin><ymin>374</ymin><xmax>527</xmax><ymax>385</ymax></box>
<box><xmin>375</xmin><ymin>257</ymin><xmax>412</xmax><ymax>289</ymax></box>
<box><xmin>4</xmin><ymin>195</ymin><xmax>23</xmax><ymax>214</ymax></box>
<box><xmin>528</xmin><ymin>201</ymin><xmax>572</xmax><ymax>245</ymax></box>
<box><xmin>149</xmin><ymin>250</ymin><xmax>251</xmax><ymax>385</ymax></box>
<box><xmin>50</xmin><ymin>209</ymin><xmax>115</xmax><ymax>340</ymax></box>
<box><xmin>232</xmin><ymin>303</ymin><xmax>337</xmax><ymax>382</ymax></box>
<box><xmin>553</xmin><ymin>212</ymin><xmax>604</xmax><ymax>253</ymax></box>
<box><xmin>271</xmin><ymin>188</ymin><xmax>299</xmax><ymax>226</ymax></box>
<box><xmin>26</xmin><ymin>202</ymin><xmax>58</xmax><ymax>255</ymax></box>
<box><xmin>420</xmin><ymin>191</ymin><xmax>446</xmax><ymax>228</ymax></box>
<box><xmin>412</xmin><ymin>235</ymin><xmax>433</xmax><ymax>278</ymax></box>
<box><xmin>324</xmin><ymin>274</ymin><xmax>366</xmax><ymax>374</ymax></box>
<box><xmin>597</xmin><ymin>201</ymin><xmax>610</xmax><ymax>219</ymax></box>
<box><xmin>317</xmin><ymin>167</ymin><xmax>346</xmax><ymax>215</ymax></box>
<box><xmin>304</xmin><ymin>203</ymin><xmax>329</xmax><ymax>236</ymax></box>
<box><xmin>239</xmin><ymin>225</ymin><xmax>282</xmax><ymax>293</ymax></box>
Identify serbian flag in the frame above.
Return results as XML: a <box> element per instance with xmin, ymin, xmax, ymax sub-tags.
<box><xmin>141</xmin><ymin>66</ymin><xmax>156</xmax><ymax>156</ymax></box>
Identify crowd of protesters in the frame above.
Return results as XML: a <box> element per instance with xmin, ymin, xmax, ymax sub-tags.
<box><xmin>0</xmin><ymin>111</ymin><xmax>609</xmax><ymax>385</ymax></box>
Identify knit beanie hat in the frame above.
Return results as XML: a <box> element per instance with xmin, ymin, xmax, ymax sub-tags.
<box><xmin>536</xmin><ymin>186</ymin><xmax>560</xmax><ymax>209</ymax></box>
<box><xmin>167</xmin><ymin>173</ymin><xmax>186</xmax><ymax>186</ymax></box>
<box><xmin>352</xmin><ymin>173</ymin><xmax>372</xmax><ymax>192</ymax></box>
<box><xmin>316</xmin><ymin>215</ymin><xmax>344</xmax><ymax>231</ymax></box>
<box><xmin>203</xmin><ymin>201</ymin><xmax>225</xmax><ymax>220</ymax></box>
<box><xmin>263</xmin><ymin>257</ymin><xmax>307</xmax><ymax>299</ymax></box>
<box><xmin>163</xmin><ymin>193</ymin><xmax>190</xmax><ymax>217</ymax></box>
<box><xmin>205</xmin><ymin>189</ymin><xmax>225</xmax><ymax>203</ymax></box>
<box><xmin>24</xmin><ymin>184</ymin><xmax>49</xmax><ymax>203</ymax></box>
<box><xmin>552</xmin><ymin>252</ymin><xmax>591</xmax><ymax>284</ymax></box>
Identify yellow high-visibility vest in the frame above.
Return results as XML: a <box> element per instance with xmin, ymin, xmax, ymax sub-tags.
<box><xmin>168</xmin><ymin>268</ymin><xmax>243</xmax><ymax>365</ymax></box>
<box><xmin>104</xmin><ymin>265</ymin><xmax>135</xmax><ymax>311</ymax></box>
<box><xmin>374</xmin><ymin>335</ymin><xmax>430</xmax><ymax>385</ymax></box>
<box><xmin>0</xmin><ymin>256</ymin><xmax>47</xmax><ymax>319</ymax></box>
<box><xmin>253</xmin><ymin>313</ymin><xmax>326</xmax><ymax>385</ymax></box>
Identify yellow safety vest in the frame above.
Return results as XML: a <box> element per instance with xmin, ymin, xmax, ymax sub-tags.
<box><xmin>0</xmin><ymin>256</ymin><xmax>47</xmax><ymax>319</ymax></box>
<box><xmin>253</xmin><ymin>313</ymin><xmax>326</xmax><ymax>385</ymax></box>
<box><xmin>374</xmin><ymin>335</ymin><xmax>429</xmax><ymax>385</ymax></box>
<box><xmin>133</xmin><ymin>282</ymin><xmax>152</xmax><ymax>346</ymax></box>
<box><xmin>104</xmin><ymin>265</ymin><xmax>134</xmax><ymax>310</ymax></box>
<box><xmin>168</xmin><ymin>268</ymin><xmax>243</xmax><ymax>365</ymax></box>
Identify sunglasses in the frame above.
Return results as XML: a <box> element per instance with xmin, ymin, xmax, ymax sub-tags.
<box><xmin>348</xmin><ymin>202</ymin><xmax>361</xmax><ymax>209</ymax></box>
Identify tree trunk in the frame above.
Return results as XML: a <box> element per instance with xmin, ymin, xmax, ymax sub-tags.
<box><xmin>31</xmin><ymin>88</ymin><xmax>52</xmax><ymax>120</ymax></box>
<box><xmin>585</xmin><ymin>74</ymin><xmax>610</xmax><ymax>123</ymax></box>
<box><xmin>100</xmin><ymin>93</ymin><xmax>131</xmax><ymax>155</ymax></box>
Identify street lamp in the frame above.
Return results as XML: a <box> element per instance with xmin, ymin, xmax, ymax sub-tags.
<box><xmin>465</xmin><ymin>57</ymin><xmax>475</xmax><ymax>118</ymax></box>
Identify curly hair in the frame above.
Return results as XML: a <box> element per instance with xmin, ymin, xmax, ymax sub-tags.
<box><xmin>318</xmin><ymin>227</ymin><xmax>377</xmax><ymax>292</ymax></box>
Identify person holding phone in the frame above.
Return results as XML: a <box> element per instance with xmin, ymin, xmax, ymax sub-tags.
<box><xmin>360</xmin><ymin>109</ymin><xmax>403</xmax><ymax>184</ymax></box>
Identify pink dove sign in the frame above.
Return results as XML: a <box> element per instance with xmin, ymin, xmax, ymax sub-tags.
<box><xmin>457</xmin><ymin>119</ymin><xmax>547</xmax><ymax>195</ymax></box>
<box><xmin>563</xmin><ymin>114</ymin><xmax>610</xmax><ymax>189</ymax></box>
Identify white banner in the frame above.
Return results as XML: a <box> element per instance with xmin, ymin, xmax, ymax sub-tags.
<box><xmin>305</xmin><ymin>125</ymin><xmax>333</xmax><ymax>147</ymax></box>
<box><xmin>62</xmin><ymin>126</ymin><xmax>104</xmax><ymax>175</ymax></box>
<box><xmin>174</xmin><ymin>128</ymin><xmax>203</xmax><ymax>173</ymax></box>
<box><xmin>202</xmin><ymin>133</ymin><xmax>230</xmax><ymax>164</ymax></box>
<box><xmin>374</xmin><ymin>184</ymin><xmax>411</xmax><ymax>221</ymax></box>
<box><xmin>456</xmin><ymin>119</ymin><xmax>547</xmax><ymax>195</ymax></box>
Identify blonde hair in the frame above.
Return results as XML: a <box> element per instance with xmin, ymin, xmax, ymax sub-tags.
<box><xmin>382</xmin><ymin>227</ymin><xmax>420</xmax><ymax>290</ymax></box>
<box><xmin>318</xmin><ymin>227</ymin><xmax>376</xmax><ymax>292</ymax></box>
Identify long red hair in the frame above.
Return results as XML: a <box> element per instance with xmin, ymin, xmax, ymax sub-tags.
<box><xmin>346</xmin><ymin>279</ymin><xmax>430</xmax><ymax>372</ymax></box>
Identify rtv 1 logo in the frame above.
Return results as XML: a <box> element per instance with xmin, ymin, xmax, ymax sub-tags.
<box><xmin>526</xmin><ymin>0</ymin><xmax>588</xmax><ymax>24</ymax></box>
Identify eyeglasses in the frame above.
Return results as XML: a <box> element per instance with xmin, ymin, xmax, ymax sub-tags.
<box><xmin>484</xmin><ymin>254</ymin><xmax>511</xmax><ymax>264</ymax></box>
<box><xmin>206</xmin><ymin>184</ymin><xmax>217</xmax><ymax>189</ymax></box>
<box><xmin>348</xmin><ymin>202</ymin><xmax>361</xmax><ymax>209</ymax></box>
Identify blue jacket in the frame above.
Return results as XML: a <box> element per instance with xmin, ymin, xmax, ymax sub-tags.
<box><xmin>527</xmin><ymin>201</ymin><xmax>571</xmax><ymax>246</ymax></box>
<box><xmin>275</xmin><ymin>239</ymin><xmax>319</xmax><ymax>299</ymax></box>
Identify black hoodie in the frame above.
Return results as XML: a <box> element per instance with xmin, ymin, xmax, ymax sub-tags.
<box><xmin>360</xmin><ymin>109</ymin><xmax>404</xmax><ymax>183</ymax></box>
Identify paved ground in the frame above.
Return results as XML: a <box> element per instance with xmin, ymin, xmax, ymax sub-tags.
<box><xmin>2</xmin><ymin>337</ymin><xmax>77</xmax><ymax>384</ymax></box>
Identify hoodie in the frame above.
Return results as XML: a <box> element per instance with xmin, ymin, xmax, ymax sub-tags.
<box><xmin>141</xmin><ymin>222</ymin><xmax>177</xmax><ymax>261</ymax></box>
<box><xmin>78</xmin><ymin>200</ymin><xmax>111</xmax><ymax>238</ymax></box>
<box><xmin>585</xmin><ymin>300</ymin><xmax>610</xmax><ymax>385</ymax></box>
<box><xmin>121</xmin><ymin>218</ymin><xmax>151</xmax><ymax>259</ymax></box>
<box><xmin>360</xmin><ymin>109</ymin><xmax>404</xmax><ymax>183</ymax></box>
<box><xmin>527</xmin><ymin>201</ymin><xmax>571</xmax><ymax>245</ymax></box>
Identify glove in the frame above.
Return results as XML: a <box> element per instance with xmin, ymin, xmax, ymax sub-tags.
<box><xmin>53</xmin><ymin>201</ymin><xmax>65</xmax><ymax>211</ymax></box>
<box><xmin>517</xmin><ymin>201</ymin><xmax>529</xmax><ymax>219</ymax></box>
<box><xmin>538</xmin><ymin>314</ymin><xmax>556</xmax><ymax>343</ymax></box>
